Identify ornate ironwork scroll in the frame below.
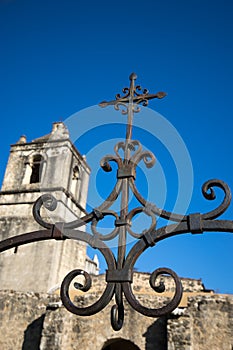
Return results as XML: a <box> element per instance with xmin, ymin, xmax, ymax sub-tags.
<box><xmin>0</xmin><ymin>73</ymin><xmax>233</xmax><ymax>331</ymax></box>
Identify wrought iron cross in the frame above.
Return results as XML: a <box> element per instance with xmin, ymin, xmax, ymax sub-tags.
<box><xmin>99</xmin><ymin>72</ymin><xmax>166</xmax><ymax>150</ymax></box>
<box><xmin>0</xmin><ymin>73</ymin><xmax>233</xmax><ymax>331</ymax></box>
<box><xmin>99</xmin><ymin>72</ymin><xmax>167</xmax><ymax>278</ymax></box>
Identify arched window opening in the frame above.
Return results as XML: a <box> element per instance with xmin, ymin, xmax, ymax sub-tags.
<box><xmin>72</xmin><ymin>165</ymin><xmax>80</xmax><ymax>180</ymax></box>
<box><xmin>102</xmin><ymin>338</ymin><xmax>140</xmax><ymax>350</ymax></box>
<box><xmin>30</xmin><ymin>155</ymin><xmax>44</xmax><ymax>184</ymax></box>
<box><xmin>71</xmin><ymin>164</ymin><xmax>81</xmax><ymax>197</ymax></box>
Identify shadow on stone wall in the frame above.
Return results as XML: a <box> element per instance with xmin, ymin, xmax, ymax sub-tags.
<box><xmin>102</xmin><ymin>338</ymin><xmax>140</xmax><ymax>350</ymax></box>
<box><xmin>22</xmin><ymin>314</ymin><xmax>45</xmax><ymax>350</ymax></box>
<box><xmin>143</xmin><ymin>316</ymin><xmax>167</xmax><ymax>350</ymax></box>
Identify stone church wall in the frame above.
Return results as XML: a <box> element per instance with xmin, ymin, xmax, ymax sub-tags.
<box><xmin>0</xmin><ymin>280</ymin><xmax>232</xmax><ymax>350</ymax></box>
<box><xmin>0</xmin><ymin>122</ymin><xmax>94</xmax><ymax>293</ymax></box>
<box><xmin>167</xmin><ymin>294</ymin><xmax>233</xmax><ymax>350</ymax></box>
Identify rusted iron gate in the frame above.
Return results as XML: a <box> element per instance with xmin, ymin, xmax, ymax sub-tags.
<box><xmin>0</xmin><ymin>73</ymin><xmax>232</xmax><ymax>331</ymax></box>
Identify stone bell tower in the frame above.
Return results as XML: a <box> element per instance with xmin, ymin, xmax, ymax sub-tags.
<box><xmin>0</xmin><ymin>122</ymin><xmax>95</xmax><ymax>293</ymax></box>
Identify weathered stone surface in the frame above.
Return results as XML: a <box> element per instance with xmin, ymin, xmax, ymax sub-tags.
<box><xmin>0</xmin><ymin>281</ymin><xmax>232</xmax><ymax>350</ymax></box>
<box><xmin>0</xmin><ymin>123</ymin><xmax>94</xmax><ymax>293</ymax></box>
<box><xmin>190</xmin><ymin>295</ymin><xmax>233</xmax><ymax>350</ymax></box>
<box><xmin>0</xmin><ymin>290</ymin><xmax>58</xmax><ymax>350</ymax></box>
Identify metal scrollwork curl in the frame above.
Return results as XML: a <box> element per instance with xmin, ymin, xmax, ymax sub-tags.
<box><xmin>114</xmin><ymin>141</ymin><xmax>127</xmax><ymax>158</ymax></box>
<box><xmin>133</xmin><ymin>150</ymin><xmax>156</xmax><ymax>169</ymax></box>
<box><xmin>130</xmin><ymin>140</ymin><xmax>156</xmax><ymax>169</ymax></box>
<box><xmin>127</xmin><ymin>207</ymin><xmax>156</xmax><ymax>239</ymax></box>
<box><xmin>132</xmin><ymin>104</ymin><xmax>141</xmax><ymax>113</ymax></box>
<box><xmin>135</xmin><ymin>85</ymin><xmax>149</xmax><ymax>97</ymax></box>
<box><xmin>116</xmin><ymin>87</ymin><xmax>130</xmax><ymax>100</ymax></box>
<box><xmin>91</xmin><ymin>210</ymin><xmax>120</xmax><ymax>241</ymax></box>
<box><xmin>114</xmin><ymin>101</ymin><xmax>128</xmax><ymax>115</ymax></box>
<box><xmin>114</xmin><ymin>140</ymin><xmax>141</xmax><ymax>158</ymax></box>
<box><xmin>111</xmin><ymin>302</ymin><xmax>124</xmax><ymax>331</ymax></box>
<box><xmin>123</xmin><ymin>267</ymin><xmax>183</xmax><ymax>317</ymax></box>
<box><xmin>202</xmin><ymin>179</ymin><xmax>231</xmax><ymax>219</ymax></box>
<box><xmin>141</xmin><ymin>99</ymin><xmax>149</xmax><ymax>107</ymax></box>
<box><xmin>111</xmin><ymin>284</ymin><xmax>124</xmax><ymax>331</ymax></box>
<box><xmin>33</xmin><ymin>194</ymin><xmax>57</xmax><ymax>229</ymax></box>
<box><xmin>68</xmin><ymin>269</ymin><xmax>92</xmax><ymax>292</ymax></box>
<box><xmin>100</xmin><ymin>154</ymin><xmax>122</xmax><ymax>172</ymax></box>
<box><xmin>61</xmin><ymin>268</ymin><xmax>115</xmax><ymax>316</ymax></box>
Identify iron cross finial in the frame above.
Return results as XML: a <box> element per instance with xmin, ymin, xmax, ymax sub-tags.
<box><xmin>99</xmin><ymin>73</ymin><xmax>167</xmax><ymax>146</ymax></box>
<box><xmin>99</xmin><ymin>72</ymin><xmax>167</xmax><ymax>114</ymax></box>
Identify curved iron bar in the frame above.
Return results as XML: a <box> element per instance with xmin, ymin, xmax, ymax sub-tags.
<box><xmin>59</xmin><ymin>226</ymin><xmax>183</xmax><ymax>325</ymax></box>
<box><xmin>127</xmin><ymin>206</ymin><xmax>156</xmax><ymax>239</ymax></box>
<box><xmin>111</xmin><ymin>283</ymin><xmax>124</xmax><ymax>331</ymax></box>
<box><xmin>129</xmin><ymin>178</ymin><xmax>187</xmax><ymax>222</ymax></box>
<box><xmin>33</xmin><ymin>193</ymin><xmax>57</xmax><ymax>229</ymax></box>
<box><xmin>114</xmin><ymin>101</ymin><xmax>129</xmax><ymax>115</ymax></box>
<box><xmin>33</xmin><ymin>179</ymin><xmax>123</xmax><ymax>231</ymax></box>
<box><xmin>116</xmin><ymin>87</ymin><xmax>130</xmax><ymax>100</ymax></box>
<box><xmin>201</xmin><ymin>179</ymin><xmax>231</xmax><ymax>219</ymax></box>
<box><xmin>111</xmin><ymin>301</ymin><xmax>124</xmax><ymax>331</ymax></box>
<box><xmin>91</xmin><ymin>210</ymin><xmax>120</xmax><ymax>241</ymax></box>
<box><xmin>134</xmin><ymin>85</ymin><xmax>149</xmax><ymax>97</ymax></box>
<box><xmin>33</xmin><ymin>193</ymin><xmax>94</xmax><ymax>230</ymax></box>
<box><xmin>122</xmin><ymin>268</ymin><xmax>183</xmax><ymax>317</ymax></box>
<box><xmin>100</xmin><ymin>154</ymin><xmax>123</xmax><ymax>171</ymax></box>
<box><xmin>129</xmin><ymin>178</ymin><xmax>232</xmax><ymax>223</ymax></box>
<box><xmin>60</xmin><ymin>228</ymin><xmax>117</xmax><ymax>317</ymax></box>
<box><xmin>0</xmin><ymin>228</ymin><xmax>63</xmax><ymax>253</ymax></box>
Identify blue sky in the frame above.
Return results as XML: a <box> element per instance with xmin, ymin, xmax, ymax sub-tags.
<box><xmin>0</xmin><ymin>0</ymin><xmax>233</xmax><ymax>293</ymax></box>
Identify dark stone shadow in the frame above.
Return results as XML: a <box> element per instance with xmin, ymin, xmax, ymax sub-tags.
<box><xmin>22</xmin><ymin>314</ymin><xmax>45</xmax><ymax>350</ymax></box>
<box><xmin>143</xmin><ymin>316</ymin><xmax>167</xmax><ymax>350</ymax></box>
<box><xmin>102</xmin><ymin>338</ymin><xmax>140</xmax><ymax>350</ymax></box>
